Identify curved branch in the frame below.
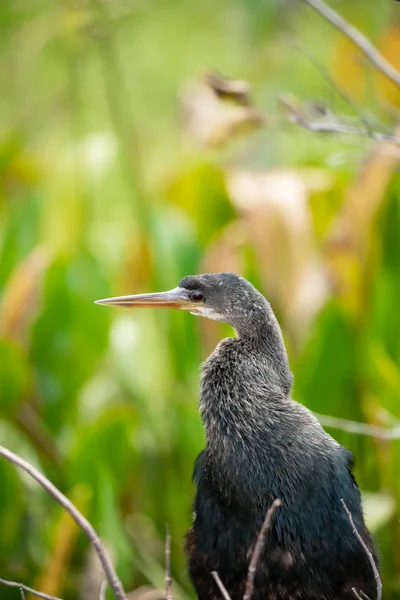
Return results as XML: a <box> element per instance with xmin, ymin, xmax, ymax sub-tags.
<box><xmin>0</xmin><ymin>577</ymin><xmax>62</xmax><ymax>600</ymax></box>
<box><xmin>341</xmin><ymin>499</ymin><xmax>382</xmax><ymax>600</ymax></box>
<box><xmin>211</xmin><ymin>572</ymin><xmax>232</xmax><ymax>600</ymax></box>
<box><xmin>165</xmin><ymin>527</ymin><xmax>172</xmax><ymax>600</ymax></box>
<box><xmin>279</xmin><ymin>94</ymin><xmax>400</xmax><ymax>147</ymax></box>
<box><xmin>303</xmin><ymin>0</ymin><xmax>400</xmax><ymax>89</ymax></box>
<box><xmin>314</xmin><ymin>413</ymin><xmax>400</xmax><ymax>439</ymax></box>
<box><xmin>243</xmin><ymin>499</ymin><xmax>281</xmax><ymax>600</ymax></box>
<box><xmin>0</xmin><ymin>445</ymin><xmax>126</xmax><ymax>600</ymax></box>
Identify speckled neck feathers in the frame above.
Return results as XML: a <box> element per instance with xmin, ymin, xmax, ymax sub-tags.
<box><xmin>199</xmin><ymin>303</ymin><xmax>293</xmax><ymax>434</ymax></box>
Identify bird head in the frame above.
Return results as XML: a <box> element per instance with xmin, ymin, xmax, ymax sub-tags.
<box><xmin>95</xmin><ymin>272</ymin><xmax>270</xmax><ymax>330</ymax></box>
<box><xmin>96</xmin><ymin>272</ymin><xmax>293</xmax><ymax>392</ymax></box>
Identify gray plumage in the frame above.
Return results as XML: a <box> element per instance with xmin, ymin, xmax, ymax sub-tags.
<box><xmin>180</xmin><ymin>273</ymin><xmax>378</xmax><ymax>600</ymax></box>
<box><xmin>96</xmin><ymin>272</ymin><xmax>379</xmax><ymax>600</ymax></box>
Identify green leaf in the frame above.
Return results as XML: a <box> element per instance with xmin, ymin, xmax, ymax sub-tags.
<box><xmin>363</xmin><ymin>490</ymin><xmax>396</xmax><ymax>533</ymax></box>
<box><xmin>294</xmin><ymin>303</ymin><xmax>359</xmax><ymax>419</ymax></box>
<box><xmin>30</xmin><ymin>251</ymin><xmax>110</xmax><ymax>431</ymax></box>
<box><xmin>67</xmin><ymin>405</ymin><xmax>137</xmax><ymax>490</ymax></box>
<box><xmin>0</xmin><ymin>459</ymin><xmax>23</xmax><ymax>557</ymax></box>
<box><xmin>0</xmin><ymin>339</ymin><xmax>31</xmax><ymax>415</ymax></box>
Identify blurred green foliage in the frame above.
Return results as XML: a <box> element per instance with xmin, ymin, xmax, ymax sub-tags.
<box><xmin>1</xmin><ymin>0</ymin><xmax>400</xmax><ymax>598</ymax></box>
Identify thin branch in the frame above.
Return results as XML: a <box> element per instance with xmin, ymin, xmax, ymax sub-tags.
<box><xmin>165</xmin><ymin>526</ymin><xmax>172</xmax><ymax>600</ymax></box>
<box><xmin>0</xmin><ymin>578</ymin><xmax>61</xmax><ymax>600</ymax></box>
<box><xmin>100</xmin><ymin>580</ymin><xmax>107</xmax><ymax>600</ymax></box>
<box><xmin>211</xmin><ymin>572</ymin><xmax>232</xmax><ymax>600</ymax></box>
<box><xmin>279</xmin><ymin>38</ymin><xmax>378</xmax><ymax>138</ymax></box>
<box><xmin>352</xmin><ymin>589</ymin><xmax>364</xmax><ymax>600</ymax></box>
<box><xmin>341</xmin><ymin>499</ymin><xmax>382</xmax><ymax>600</ymax></box>
<box><xmin>303</xmin><ymin>0</ymin><xmax>400</xmax><ymax>89</ymax></box>
<box><xmin>314</xmin><ymin>412</ymin><xmax>400</xmax><ymax>439</ymax></box>
<box><xmin>0</xmin><ymin>445</ymin><xmax>127</xmax><ymax>600</ymax></box>
<box><xmin>279</xmin><ymin>94</ymin><xmax>400</xmax><ymax>146</ymax></box>
<box><xmin>243</xmin><ymin>499</ymin><xmax>281</xmax><ymax>600</ymax></box>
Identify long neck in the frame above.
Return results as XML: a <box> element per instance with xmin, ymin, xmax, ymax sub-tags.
<box><xmin>200</xmin><ymin>315</ymin><xmax>293</xmax><ymax>438</ymax></box>
<box><xmin>199</xmin><ymin>327</ymin><xmax>293</xmax><ymax>502</ymax></box>
<box><xmin>231</xmin><ymin>305</ymin><xmax>293</xmax><ymax>396</ymax></box>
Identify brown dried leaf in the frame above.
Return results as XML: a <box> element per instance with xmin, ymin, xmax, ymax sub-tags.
<box><xmin>34</xmin><ymin>485</ymin><xmax>92</xmax><ymax>600</ymax></box>
<box><xmin>205</xmin><ymin>71</ymin><xmax>252</xmax><ymax>106</ymax></box>
<box><xmin>180</xmin><ymin>75</ymin><xmax>265</xmax><ymax>147</ymax></box>
<box><xmin>201</xmin><ymin>222</ymin><xmax>247</xmax><ymax>275</ymax></box>
<box><xmin>226</xmin><ymin>169</ymin><xmax>332</xmax><ymax>339</ymax></box>
<box><xmin>332</xmin><ymin>144</ymin><xmax>398</xmax><ymax>253</ymax></box>
<box><xmin>0</xmin><ymin>246</ymin><xmax>51</xmax><ymax>341</ymax></box>
<box><xmin>332</xmin><ymin>37</ymin><xmax>365</xmax><ymax>100</ymax></box>
<box><xmin>376</xmin><ymin>25</ymin><xmax>400</xmax><ymax>105</ymax></box>
<box><xmin>326</xmin><ymin>132</ymin><xmax>398</xmax><ymax>314</ymax></box>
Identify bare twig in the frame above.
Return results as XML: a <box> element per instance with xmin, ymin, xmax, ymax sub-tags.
<box><xmin>0</xmin><ymin>578</ymin><xmax>61</xmax><ymax>600</ymax></box>
<box><xmin>303</xmin><ymin>0</ymin><xmax>400</xmax><ymax>89</ymax></box>
<box><xmin>211</xmin><ymin>572</ymin><xmax>232</xmax><ymax>600</ymax></box>
<box><xmin>243</xmin><ymin>499</ymin><xmax>281</xmax><ymax>600</ymax></box>
<box><xmin>0</xmin><ymin>445</ymin><xmax>126</xmax><ymax>600</ymax></box>
<box><xmin>100</xmin><ymin>580</ymin><xmax>107</xmax><ymax>600</ymax></box>
<box><xmin>279</xmin><ymin>39</ymin><xmax>380</xmax><ymax>138</ymax></box>
<box><xmin>279</xmin><ymin>94</ymin><xmax>400</xmax><ymax>146</ymax></box>
<box><xmin>341</xmin><ymin>499</ymin><xmax>382</xmax><ymax>600</ymax></box>
<box><xmin>165</xmin><ymin>526</ymin><xmax>172</xmax><ymax>600</ymax></box>
<box><xmin>314</xmin><ymin>412</ymin><xmax>400</xmax><ymax>439</ymax></box>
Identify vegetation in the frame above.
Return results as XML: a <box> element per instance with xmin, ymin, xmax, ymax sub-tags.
<box><xmin>1</xmin><ymin>0</ymin><xmax>400</xmax><ymax>598</ymax></box>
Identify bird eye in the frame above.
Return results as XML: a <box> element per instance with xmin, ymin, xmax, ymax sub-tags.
<box><xmin>190</xmin><ymin>291</ymin><xmax>204</xmax><ymax>302</ymax></box>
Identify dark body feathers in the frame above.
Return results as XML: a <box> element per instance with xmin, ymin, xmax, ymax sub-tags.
<box><xmin>182</xmin><ymin>275</ymin><xmax>378</xmax><ymax>600</ymax></box>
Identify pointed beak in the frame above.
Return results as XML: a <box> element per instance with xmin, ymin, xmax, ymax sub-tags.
<box><xmin>95</xmin><ymin>287</ymin><xmax>193</xmax><ymax>310</ymax></box>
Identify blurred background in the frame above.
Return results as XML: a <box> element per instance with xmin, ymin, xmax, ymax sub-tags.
<box><xmin>1</xmin><ymin>0</ymin><xmax>400</xmax><ymax>598</ymax></box>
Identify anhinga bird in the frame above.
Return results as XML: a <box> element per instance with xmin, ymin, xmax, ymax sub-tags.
<box><xmin>96</xmin><ymin>273</ymin><xmax>378</xmax><ymax>600</ymax></box>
